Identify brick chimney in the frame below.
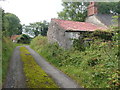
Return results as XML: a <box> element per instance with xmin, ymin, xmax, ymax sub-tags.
<box><xmin>87</xmin><ymin>2</ymin><xmax>97</xmax><ymax>16</ymax></box>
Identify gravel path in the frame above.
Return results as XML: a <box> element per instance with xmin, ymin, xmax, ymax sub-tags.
<box><xmin>25</xmin><ymin>46</ymin><xmax>82</xmax><ymax>88</ymax></box>
<box><xmin>4</xmin><ymin>46</ymin><xmax>83</xmax><ymax>88</ymax></box>
<box><xmin>3</xmin><ymin>46</ymin><xmax>26</xmax><ymax>88</ymax></box>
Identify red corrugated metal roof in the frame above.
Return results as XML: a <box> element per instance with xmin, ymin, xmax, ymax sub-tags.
<box><xmin>11</xmin><ymin>35</ymin><xmax>21</xmax><ymax>40</ymax></box>
<box><xmin>52</xmin><ymin>19</ymin><xmax>107</xmax><ymax>31</ymax></box>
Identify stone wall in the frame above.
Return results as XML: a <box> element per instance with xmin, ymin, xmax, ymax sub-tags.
<box><xmin>96</xmin><ymin>14</ymin><xmax>116</xmax><ymax>27</ymax></box>
<box><xmin>65</xmin><ymin>32</ymin><xmax>81</xmax><ymax>48</ymax></box>
<box><xmin>47</xmin><ymin>20</ymin><xmax>68</xmax><ymax>48</ymax></box>
<box><xmin>47</xmin><ymin>20</ymin><xmax>60</xmax><ymax>43</ymax></box>
<box><xmin>47</xmin><ymin>21</ymin><xmax>81</xmax><ymax>49</ymax></box>
<box><xmin>86</xmin><ymin>14</ymin><xmax>116</xmax><ymax>28</ymax></box>
<box><xmin>85</xmin><ymin>15</ymin><xmax>107</xmax><ymax>28</ymax></box>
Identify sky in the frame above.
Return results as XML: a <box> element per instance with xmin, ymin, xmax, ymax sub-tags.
<box><xmin>0</xmin><ymin>0</ymin><xmax>63</xmax><ymax>25</ymax></box>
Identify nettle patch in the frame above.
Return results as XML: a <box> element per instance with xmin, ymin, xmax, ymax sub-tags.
<box><xmin>20</xmin><ymin>47</ymin><xmax>58</xmax><ymax>88</ymax></box>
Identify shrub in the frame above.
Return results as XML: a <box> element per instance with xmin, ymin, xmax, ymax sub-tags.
<box><xmin>30</xmin><ymin>31</ymin><xmax>119</xmax><ymax>88</ymax></box>
<box><xmin>72</xmin><ymin>38</ymin><xmax>85</xmax><ymax>51</ymax></box>
<box><xmin>17</xmin><ymin>34</ymin><xmax>31</xmax><ymax>44</ymax></box>
<box><xmin>91</xmin><ymin>30</ymin><xmax>113</xmax><ymax>41</ymax></box>
<box><xmin>72</xmin><ymin>30</ymin><xmax>113</xmax><ymax>51</ymax></box>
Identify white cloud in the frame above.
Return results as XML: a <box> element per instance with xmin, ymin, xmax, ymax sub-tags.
<box><xmin>0</xmin><ymin>0</ymin><xmax>63</xmax><ymax>25</ymax></box>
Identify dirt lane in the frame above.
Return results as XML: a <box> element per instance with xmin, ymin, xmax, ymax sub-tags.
<box><xmin>3</xmin><ymin>46</ymin><xmax>83</xmax><ymax>88</ymax></box>
<box><xmin>25</xmin><ymin>46</ymin><xmax>81</xmax><ymax>88</ymax></box>
<box><xmin>3</xmin><ymin>46</ymin><xmax>26</xmax><ymax>88</ymax></box>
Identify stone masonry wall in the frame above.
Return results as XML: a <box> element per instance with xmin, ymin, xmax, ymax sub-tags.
<box><xmin>85</xmin><ymin>15</ymin><xmax>108</xmax><ymax>28</ymax></box>
<box><xmin>65</xmin><ymin>32</ymin><xmax>81</xmax><ymax>48</ymax></box>
<box><xmin>47</xmin><ymin>20</ymin><xmax>69</xmax><ymax>49</ymax></box>
<box><xmin>47</xmin><ymin>21</ymin><xmax>81</xmax><ymax>49</ymax></box>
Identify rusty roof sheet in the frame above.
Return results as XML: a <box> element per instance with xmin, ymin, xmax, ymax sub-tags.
<box><xmin>52</xmin><ymin>19</ymin><xmax>107</xmax><ymax>31</ymax></box>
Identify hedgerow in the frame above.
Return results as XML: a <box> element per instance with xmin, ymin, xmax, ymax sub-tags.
<box><xmin>2</xmin><ymin>37</ymin><xmax>15</xmax><ymax>83</ymax></box>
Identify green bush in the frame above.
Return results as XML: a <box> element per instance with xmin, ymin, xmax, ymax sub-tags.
<box><xmin>17</xmin><ymin>34</ymin><xmax>31</xmax><ymax>44</ymax></box>
<box><xmin>30</xmin><ymin>31</ymin><xmax>119</xmax><ymax>88</ymax></box>
<box><xmin>72</xmin><ymin>30</ymin><xmax>113</xmax><ymax>51</ymax></box>
<box><xmin>92</xmin><ymin>30</ymin><xmax>113</xmax><ymax>41</ymax></box>
<box><xmin>72</xmin><ymin>38</ymin><xmax>85</xmax><ymax>51</ymax></box>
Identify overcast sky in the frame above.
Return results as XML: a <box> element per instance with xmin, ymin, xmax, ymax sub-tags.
<box><xmin>0</xmin><ymin>0</ymin><xmax>63</xmax><ymax>25</ymax></box>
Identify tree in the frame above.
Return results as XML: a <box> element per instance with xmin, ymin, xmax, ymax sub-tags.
<box><xmin>97</xmin><ymin>2</ymin><xmax>119</xmax><ymax>15</ymax></box>
<box><xmin>23</xmin><ymin>20</ymin><xmax>49</xmax><ymax>37</ymax></box>
<box><xmin>57</xmin><ymin>2</ymin><xmax>88</xmax><ymax>22</ymax></box>
<box><xmin>1</xmin><ymin>9</ymin><xmax>5</xmax><ymax>32</ymax></box>
<box><xmin>58</xmin><ymin>2</ymin><xmax>119</xmax><ymax>22</ymax></box>
<box><xmin>3</xmin><ymin>13</ymin><xmax>22</xmax><ymax>36</ymax></box>
<box><xmin>41</xmin><ymin>20</ymin><xmax>49</xmax><ymax>36</ymax></box>
<box><xmin>0</xmin><ymin>8</ymin><xmax>2</xmax><ymax>31</ymax></box>
<box><xmin>116</xmin><ymin>1</ymin><xmax>120</xmax><ymax>14</ymax></box>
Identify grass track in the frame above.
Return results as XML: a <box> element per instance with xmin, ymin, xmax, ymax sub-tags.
<box><xmin>20</xmin><ymin>47</ymin><xmax>58</xmax><ymax>88</ymax></box>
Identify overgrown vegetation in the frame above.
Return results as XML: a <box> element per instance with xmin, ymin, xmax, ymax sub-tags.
<box><xmin>2</xmin><ymin>37</ymin><xmax>15</xmax><ymax>83</ymax></box>
<box><xmin>73</xmin><ymin>30</ymin><xmax>114</xmax><ymax>51</ymax></box>
<box><xmin>20</xmin><ymin>47</ymin><xmax>58</xmax><ymax>88</ymax></box>
<box><xmin>2</xmin><ymin>12</ymin><xmax>22</xmax><ymax>37</ymax></box>
<box><xmin>30</xmin><ymin>29</ymin><xmax>119</xmax><ymax>88</ymax></box>
<box><xmin>17</xmin><ymin>34</ymin><xmax>31</xmax><ymax>44</ymax></box>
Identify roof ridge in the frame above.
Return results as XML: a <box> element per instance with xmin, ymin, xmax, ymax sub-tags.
<box><xmin>51</xmin><ymin>18</ymin><xmax>95</xmax><ymax>24</ymax></box>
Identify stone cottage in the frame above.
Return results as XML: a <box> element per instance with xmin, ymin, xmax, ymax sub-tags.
<box><xmin>11</xmin><ymin>35</ymin><xmax>21</xmax><ymax>43</ymax></box>
<box><xmin>85</xmin><ymin>2</ymin><xmax>116</xmax><ymax>28</ymax></box>
<box><xmin>47</xmin><ymin>2</ymin><xmax>115</xmax><ymax>49</ymax></box>
<box><xmin>47</xmin><ymin>19</ymin><xmax>107</xmax><ymax>48</ymax></box>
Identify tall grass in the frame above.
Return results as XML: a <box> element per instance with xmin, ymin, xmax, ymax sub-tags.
<box><xmin>2</xmin><ymin>37</ymin><xmax>15</xmax><ymax>83</ymax></box>
<box><xmin>30</xmin><ymin>35</ymin><xmax>119</xmax><ymax>88</ymax></box>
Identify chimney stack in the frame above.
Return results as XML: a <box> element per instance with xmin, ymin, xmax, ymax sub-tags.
<box><xmin>87</xmin><ymin>2</ymin><xmax>97</xmax><ymax>16</ymax></box>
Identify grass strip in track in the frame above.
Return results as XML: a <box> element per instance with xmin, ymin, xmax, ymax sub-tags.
<box><xmin>20</xmin><ymin>47</ymin><xmax>58</xmax><ymax>88</ymax></box>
